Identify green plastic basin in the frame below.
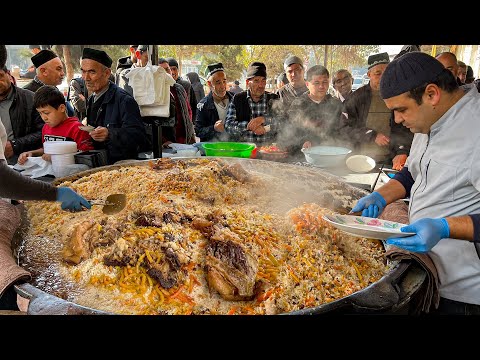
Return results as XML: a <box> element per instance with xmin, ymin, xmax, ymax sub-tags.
<box><xmin>202</xmin><ymin>142</ymin><xmax>256</xmax><ymax>158</ymax></box>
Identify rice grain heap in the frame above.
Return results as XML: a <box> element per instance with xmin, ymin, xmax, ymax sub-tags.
<box><xmin>19</xmin><ymin>158</ymin><xmax>389</xmax><ymax>315</ymax></box>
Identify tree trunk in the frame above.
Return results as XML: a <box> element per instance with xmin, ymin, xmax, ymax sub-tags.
<box><xmin>63</xmin><ymin>45</ymin><xmax>74</xmax><ymax>83</ymax></box>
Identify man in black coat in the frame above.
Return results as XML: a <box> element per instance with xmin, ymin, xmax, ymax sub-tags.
<box><xmin>81</xmin><ymin>48</ymin><xmax>148</xmax><ymax>164</ymax></box>
<box><xmin>337</xmin><ymin>52</ymin><xmax>413</xmax><ymax>169</ymax></box>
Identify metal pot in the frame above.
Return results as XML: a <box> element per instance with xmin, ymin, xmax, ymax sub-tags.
<box><xmin>14</xmin><ymin>157</ymin><xmax>426</xmax><ymax>315</ymax></box>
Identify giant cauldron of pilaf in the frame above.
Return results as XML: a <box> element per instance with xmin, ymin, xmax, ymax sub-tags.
<box><xmin>17</xmin><ymin>157</ymin><xmax>391</xmax><ymax>315</ymax></box>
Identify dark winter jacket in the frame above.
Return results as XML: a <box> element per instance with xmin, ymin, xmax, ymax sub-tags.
<box><xmin>185</xmin><ymin>72</ymin><xmax>205</xmax><ymax>103</ymax></box>
<box><xmin>8</xmin><ymin>85</ymin><xmax>44</xmax><ymax>155</ymax></box>
<box><xmin>194</xmin><ymin>91</ymin><xmax>234</xmax><ymax>142</ymax></box>
<box><xmin>177</xmin><ymin>77</ymin><xmax>197</xmax><ymax>121</ymax></box>
<box><xmin>337</xmin><ymin>84</ymin><xmax>413</xmax><ymax>160</ymax></box>
<box><xmin>86</xmin><ymin>82</ymin><xmax>148</xmax><ymax>164</ymax></box>
<box><xmin>279</xmin><ymin>93</ymin><xmax>343</xmax><ymax>154</ymax></box>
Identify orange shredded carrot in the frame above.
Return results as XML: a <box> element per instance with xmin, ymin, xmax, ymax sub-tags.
<box><xmin>227</xmin><ymin>307</ymin><xmax>236</xmax><ymax>315</ymax></box>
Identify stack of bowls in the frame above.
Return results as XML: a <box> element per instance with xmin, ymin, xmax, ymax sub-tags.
<box><xmin>43</xmin><ymin>141</ymin><xmax>78</xmax><ymax>177</ymax></box>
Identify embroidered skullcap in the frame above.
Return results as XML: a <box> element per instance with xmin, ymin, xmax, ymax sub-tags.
<box><xmin>283</xmin><ymin>55</ymin><xmax>303</xmax><ymax>70</ymax></box>
<box><xmin>380</xmin><ymin>51</ymin><xmax>446</xmax><ymax>99</ymax></box>
<box><xmin>31</xmin><ymin>49</ymin><xmax>58</xmax><ymax>68</ymax></box>
<box><xmin>137</xmin><ymin>45</ymin><xmax>148</xmax><ymax>52</ymax></box>
<box><xmin>367</xmin><ymin>52</ymin><xmax>390</xmax><ymax>70</ymax></box>
<box><xmin>81</xmin><ymin>47</ymin><xmax>113</xmax><ymax>68</ymax></box>
<box><xmin>205</xmin><ymin>62</ymin><xmax>224</xmax><ymax>78</ymax></box>
<box><xmin>166</xmin><ymin>57</ymin><xmax>179</xmax><ymax>68</ymax></box>
<box><xmin>246</xmin><ymin>61</ymin><xmax>267</xmax><ymax>79</ymax></box>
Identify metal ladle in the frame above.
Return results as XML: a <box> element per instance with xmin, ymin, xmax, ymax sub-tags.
<box><xmin>89</xmin><ymin>193</ymin><xmax>127</xmax><ymax>215</ymax></box>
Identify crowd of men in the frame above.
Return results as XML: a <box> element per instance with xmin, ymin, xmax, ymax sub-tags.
<box><xmin>5</xmin><ymin>45</ymin><xmax>478</xmax><ymax>170</ymax></box>
<box><xmin>2</xmin><ymin>44</ymin><xmax>480</xmax><ymax>315</ymax></box>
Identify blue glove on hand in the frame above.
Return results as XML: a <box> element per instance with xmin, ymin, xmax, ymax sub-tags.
<box><xmin>386</xmin><ymin>218</ymin><xmax>450</xmax><ymax>253</ymax></box>
<box><xmin>350</xmin><ymin>191</ymin><xmax>387</xmax><ymax>218</ymax></box>
<box><xmin>56</xmin><ymin>187</ymin><xmax>92</xmax><ymax>212</ymax></box>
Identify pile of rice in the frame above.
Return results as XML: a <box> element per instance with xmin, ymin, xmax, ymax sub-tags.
<box><xmin>20</xmin><ymin>158</ymin><xmax>389</xmax><ymax>315</ymax></box>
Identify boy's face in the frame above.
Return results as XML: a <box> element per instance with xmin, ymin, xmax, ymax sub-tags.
<box><xmin>36</xmin><ymin>104</ymin><xmax>67</xmax><ymax>128</ymax></box>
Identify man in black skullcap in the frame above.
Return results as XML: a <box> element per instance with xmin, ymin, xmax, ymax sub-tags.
<box><xmin>23</xmin><ymin>49</ymin><xmax>65</xmax><ymax>93</ymax></box>
<box><xmin>351</xmin><ymin>51</ymin><xmax>480</xmax><ymax>315</ymax></box>
<box><xmin>337</xmin><ymin>51</ymin><xmax>413</xmax><ymax>170</ymax></box>
<box><xmin>224</xmin><ymin>61</ymin><xmax>280</xmax><ymax>144</ymax></box>
<box><xmin>194</xmin><ymin>62</ymin><xmax>234</xmax><ymax>142</ymax></box>
<box><xmin>166</xmin><ymin>57</ymin><xmax>197</xmax><ymax>121</ymax></box>
<box><xmin>81</xmin><ymin>47</ymin><xmax>148</xmax><ymax>164</ymax></box>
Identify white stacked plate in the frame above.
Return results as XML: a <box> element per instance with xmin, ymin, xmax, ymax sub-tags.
<box><xmin>43</xmin><ymin>141</ymin><xmax>78</xmax><ymax>177</ymax></box>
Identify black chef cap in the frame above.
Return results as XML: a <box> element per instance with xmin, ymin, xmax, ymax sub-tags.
<box><xmin>380</xmin><ymin>52</ymin><xmax>446</xmax><ymax>99</ymax></box>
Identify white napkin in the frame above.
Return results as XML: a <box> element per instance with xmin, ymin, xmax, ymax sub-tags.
<box><xmin>13</xmin><ymin>157</ymin><xmax>54</xmax><ymax>178</ymax></box>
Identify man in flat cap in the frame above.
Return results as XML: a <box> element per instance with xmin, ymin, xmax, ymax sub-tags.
<box><xmin>24</xmin><ymin>49</ymin><xmax>65</xmax><ymax>93</ymax></box>
<box><xmin>337</xmin><ymin>51</ymin><xmax>413</xmax><ymax>170</ymax></box>
<box><xmin>194</xmin><ymin>62</ymin><xmax>234</xmax><ymax>142</ymax></box>
<box><xmin>80</xmin><ymin>47</ymin><xmax>148</xmax><ymax>164</ymax></box>
<box><xmin>166</xmin><ymin>57</ymin><xmax>197</xmax><ymax>122</ymax></box>
<box><xmin>277</xmin><ymin>55</ymin><xmax>308</xmax><ymax>109</ymax></box>
<box><xmin>351</xmin><ymin>51</ymin><xmax>480</xmax><ymax>315</ymax></box>
<box><xmin>224</xmin><ymin>61</ymin><xmax>280</xmax><ymax>144</ymax></box>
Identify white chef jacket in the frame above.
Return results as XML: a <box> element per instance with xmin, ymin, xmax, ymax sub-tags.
<box><xmin>407</xmin><ymin>87</ymin><xmax>480</xmax><ymax>304</ymax></box>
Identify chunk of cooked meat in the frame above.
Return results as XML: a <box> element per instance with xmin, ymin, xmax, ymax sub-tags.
<box><xmin>191</xmin><ymin>217</ymin><xmax>214</xmax><ymax>237</ymax></box>
<box><xmin>146</xmin><ymin>247</ymin><xmax>182</xmax><ymax>289</ymax></box>
<box><xmin>205</xmin><ymin>239</ymin><xmax>258</xmax><ymax>301</ymax></box>
<box><xmin>62</xmin><ymin>220</ymin><xmax>96</xmax><ymax>265</ymax></box>
<box><xmin>103</xmin><ymin>237</ymin><xmax>141</xmax><ymax>267</ymax></box>
<box><xmin>220</xmin><ymin>163</ymin><xmax>251</xmax><ymax>183</ymax></box>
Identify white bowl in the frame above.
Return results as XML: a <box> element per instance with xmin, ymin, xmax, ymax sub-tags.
<box><xmin>301</xmin><ymin>146</ymin><xmax>352</xmax><ymax>168</ymax></box>
<box><xmin>346</xmin><ymin>155</ymin><xmax>376</xmax><ymax>173</ymax></box>
<box><xmin>43</xmin><ymin>141</ymin><xmax>77</xmax><ymax>154</ymax></box>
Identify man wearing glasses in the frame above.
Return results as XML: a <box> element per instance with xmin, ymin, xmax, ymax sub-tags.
<box><xmin>332</xmin><ymin>69</ymin><xmax>354</xmax><ymax>102</ymax></box>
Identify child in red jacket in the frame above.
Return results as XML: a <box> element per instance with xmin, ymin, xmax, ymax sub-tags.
<box><xmin>18</xmin><ymin>85</ymin><xmax>93</xmax><ymax>164</ymax></box>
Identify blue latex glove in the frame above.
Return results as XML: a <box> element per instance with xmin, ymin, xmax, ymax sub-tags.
<box><xmin>56</xmin><ymin>187</ymin><xmax>91</xmax><ymax>212</ymax></box>
<box><xmin>386</xmin><ymin>218</ymin><xmax>450</xmax><ymax>253</ymax></box>
<box><xmin>350</xmin><ymin>191</ymin><xmax>387</xmax><ymax>218</ymax></box>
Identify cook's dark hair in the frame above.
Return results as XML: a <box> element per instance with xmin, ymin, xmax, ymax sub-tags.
<box><xmin>408</xmin><ymin>68</ymin><xmax>459</xmax><ymax>104</ymax></box>
<box><xmin>34</xmin><ymin>85</ymin><xmax>66</xmax><ymax>110</ymax></box>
